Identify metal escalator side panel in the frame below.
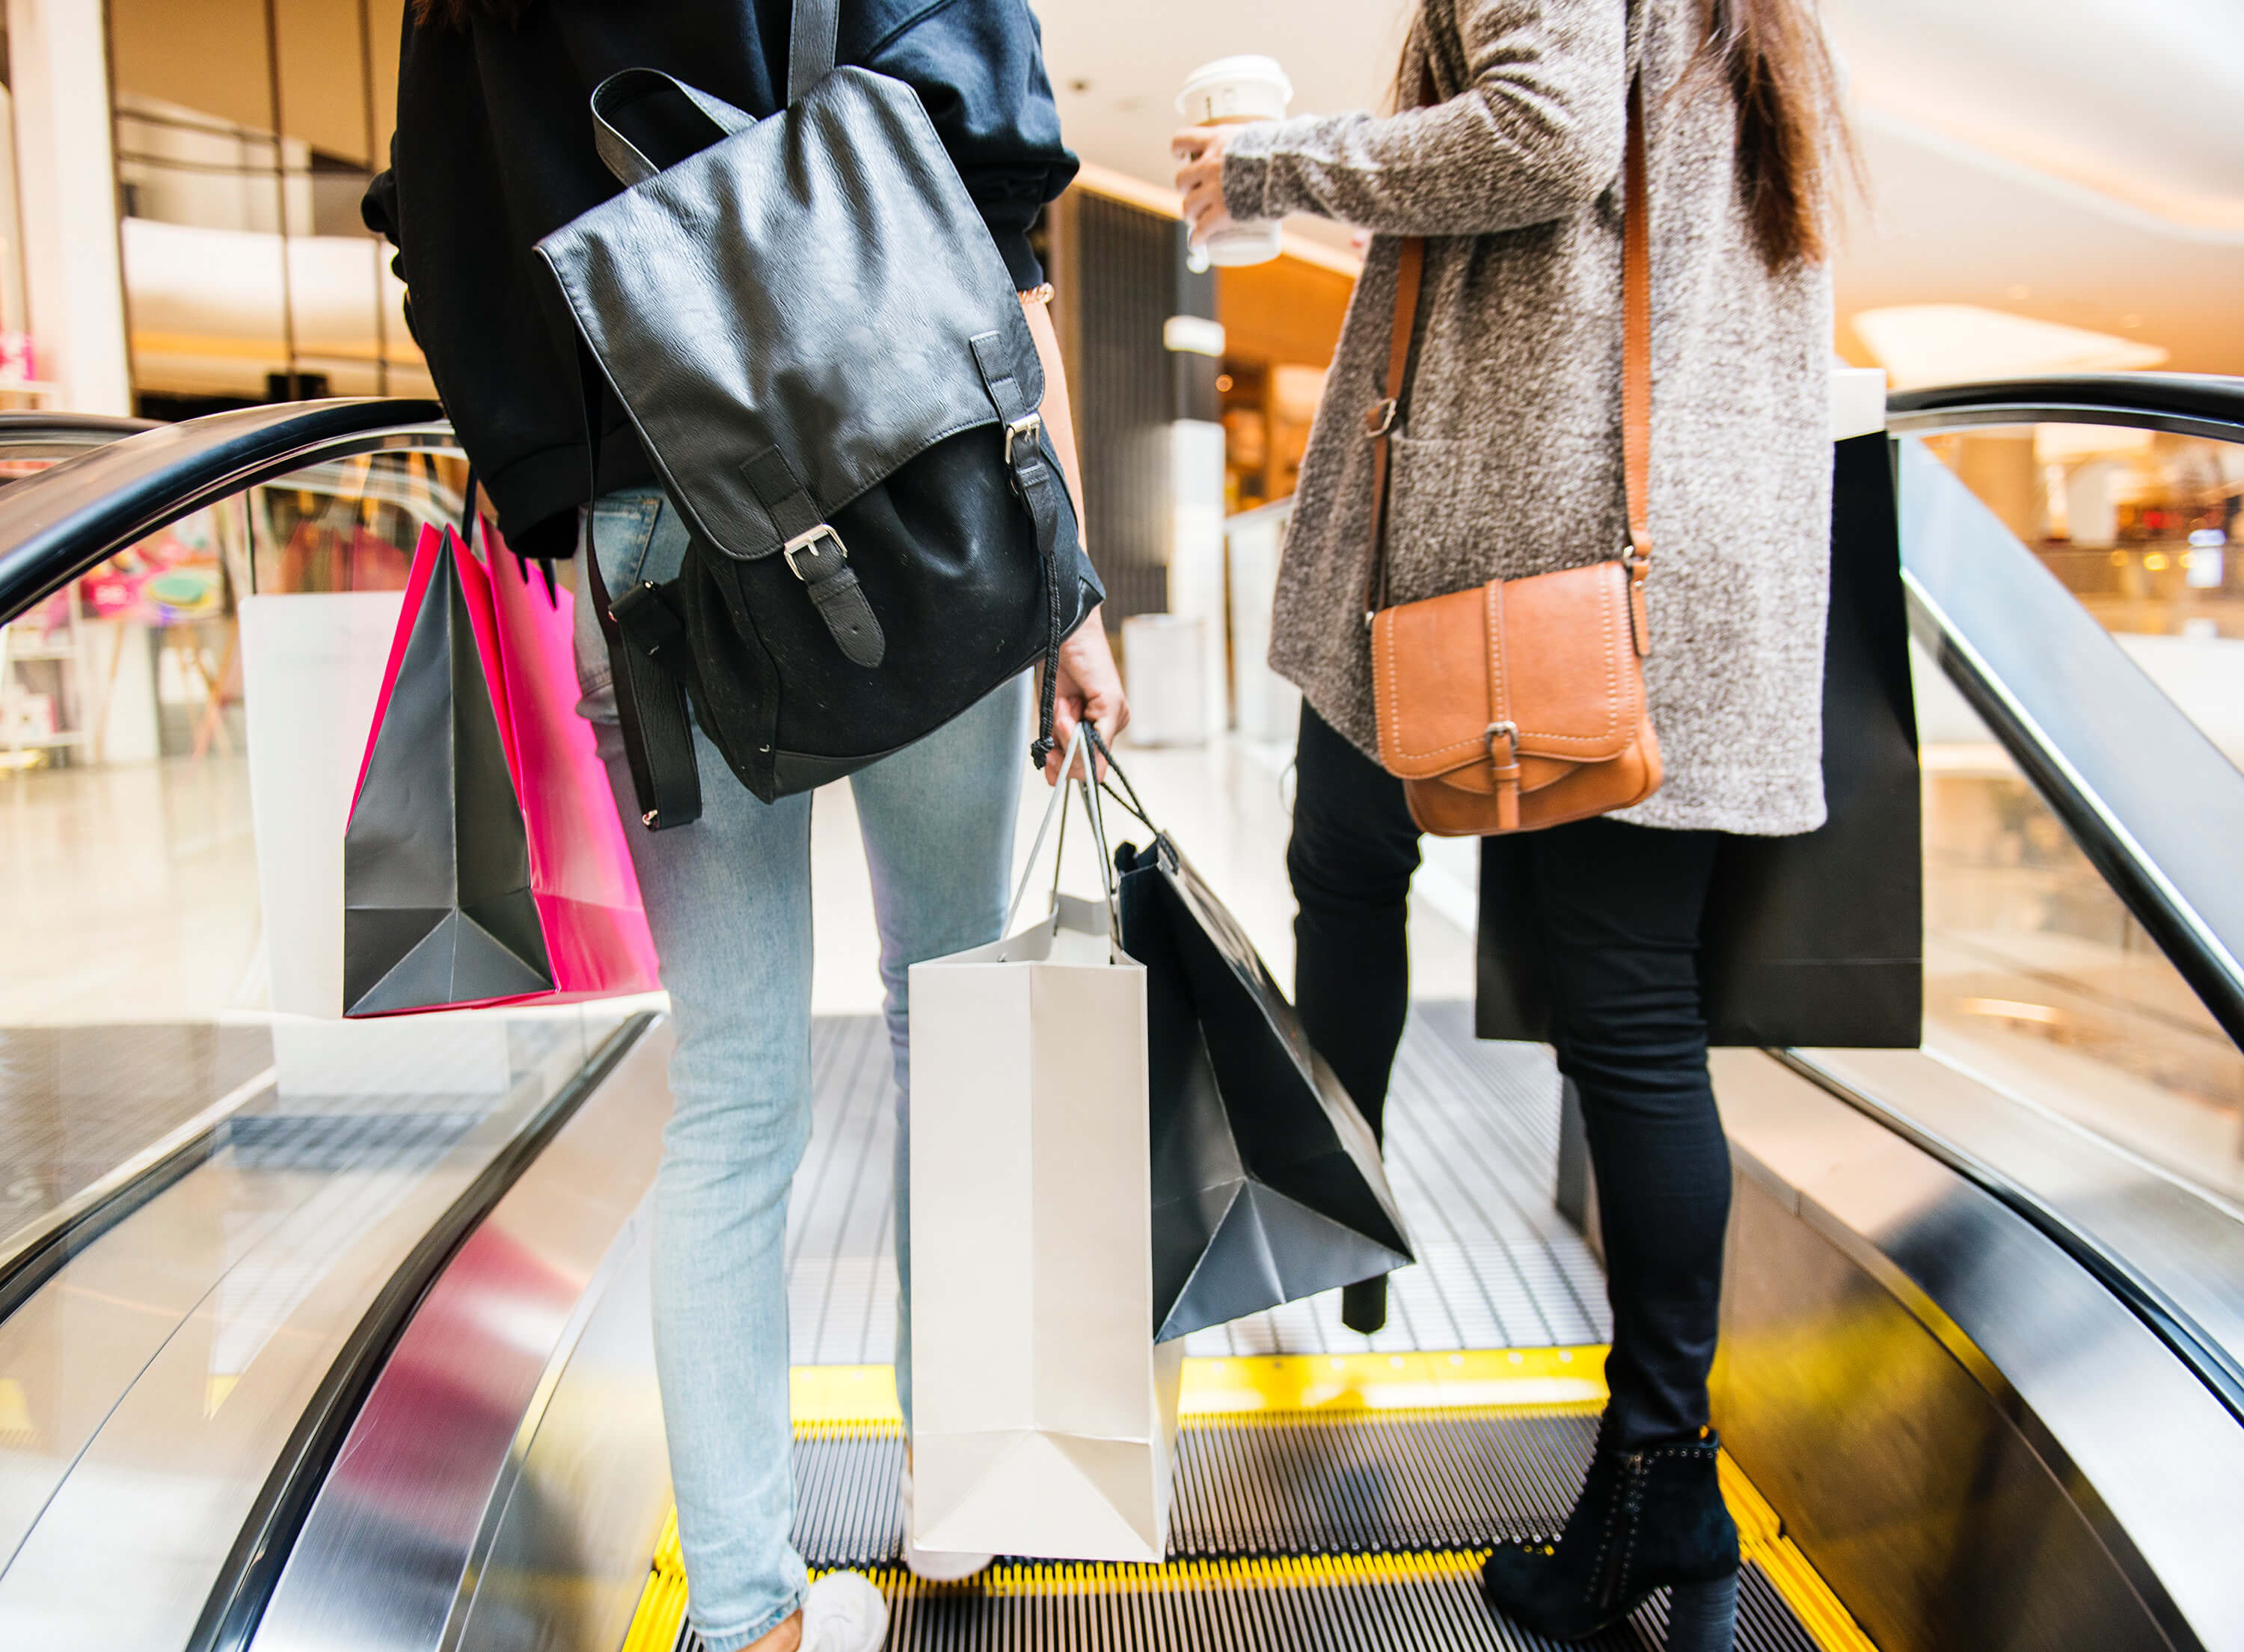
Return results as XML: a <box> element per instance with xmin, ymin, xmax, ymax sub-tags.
<box><xmin>188</xmin><ymin>1012</ymin><xmax>658</xmax><ymax>1652</ymax></box>
<box><xmin>1714</xmin><ymin>1048</ymin><xmax>2244</xmax><ymax>1652</ymax></box>
<box><xmin>0</xmin><ymin>1013</ymin><xmax>647</xmax><ymax>1650</ymax></box>
<box><xmin>244</xmin><ymin>1016</ymin><xmax>672</xmax><ymax>1652</ymax></box>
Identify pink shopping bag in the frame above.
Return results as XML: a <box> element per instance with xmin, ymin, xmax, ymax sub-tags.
<box><xmin>342</xmin><ymin>518</ymin><xmax>659</xmax><ymax>1016</ymax></box>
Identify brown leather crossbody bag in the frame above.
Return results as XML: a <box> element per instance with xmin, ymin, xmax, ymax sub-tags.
<box><xmin>1366</xmin><ymin>76</ymin><xmax>1661</xmax><ymax>836</ymax></box>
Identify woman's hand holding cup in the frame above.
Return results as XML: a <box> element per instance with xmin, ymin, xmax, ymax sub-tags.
<box><xmin>1172</xmin><ymin>126</ymin><xmax>1239</xmax><ymax>251</ymax></box>
<box><xmin>1171</xmin><ymin>55</ymin><xmax>1290</xmax><ymax>265</ymax></box>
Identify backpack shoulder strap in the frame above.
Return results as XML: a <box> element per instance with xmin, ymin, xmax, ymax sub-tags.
<box><xmin>788</xmin><ymin>0</ymin><xmax>840</xmax><ymax>105</ymax></box>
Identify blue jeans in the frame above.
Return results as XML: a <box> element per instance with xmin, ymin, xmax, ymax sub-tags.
<box><xmin>580</xmin><ymin>491</ymin><xmax>1028</xmax><ymax>1650</ymax></box>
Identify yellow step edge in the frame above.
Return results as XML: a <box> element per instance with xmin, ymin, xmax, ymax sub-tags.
<box><xmin>1720</xmin><ymin>1453</ymin><xmax>1878</xmax><ymax>1652</ymax></box>
<box><xmin>791</xmin><ymin>1346</ymin><xmax>1609</xmax><ymax>1430</ymax></box>
<box><xmin>628</xmin><ymin>1350</ymin><xmax>1876</xmax><ymax>1652</ymax></box>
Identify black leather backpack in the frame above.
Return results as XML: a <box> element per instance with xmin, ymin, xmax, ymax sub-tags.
<box><xmin>536</xmin><ymin>0</ymin><xmax>1100</xmax><ymax>824</ymax></box>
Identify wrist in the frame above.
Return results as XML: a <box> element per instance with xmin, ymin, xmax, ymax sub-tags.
<box><xmin>1218</xmin><ymin>145</ymin><xmax>1266</xmax><ymax>223</ymax></box>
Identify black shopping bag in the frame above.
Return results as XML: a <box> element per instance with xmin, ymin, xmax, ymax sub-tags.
<box><xmin>1115</xmin><ymin>828</ymin><xmax>1413</xmax><ymax>1342</ymax></box>
<box><xmin>342</xmin><ymin>526</ymin><xmax>553</xmax><ymax>1016</ymax></box>
<box><xmin>1477</xmin><ymin>432</ymin><xmax>1923</xmax><ymax>1047</ymax></box>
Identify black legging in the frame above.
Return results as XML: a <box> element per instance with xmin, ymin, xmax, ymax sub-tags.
<box><xmin>1289</xmin><ymin>705</ymin><xmax>1729</xmax><ymax>1449</ymax></box>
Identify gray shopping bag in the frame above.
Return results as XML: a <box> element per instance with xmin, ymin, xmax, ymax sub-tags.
<box><xmin>341</xmin><ymin>527</ymin><xmax>551</xmax><ymax>1015</ymax></box>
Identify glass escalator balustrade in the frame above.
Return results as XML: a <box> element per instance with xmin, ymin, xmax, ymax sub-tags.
<box><xmin>0</xmin><ymin>421</ymin><xmax>640</xmax><ymax>1647</ymax></box>
<box><xmin>1910</xmin><ymin>420</ymin><xmax>2244</xmax><ymax>1209</ymax></box>
<box><xmin>1918</xmin><ymin>423</ymin><xmax>2244</xmax><ymax>760</ymax></box>
<box><xmin>1</xmin><ymin>386</ymin><xmax>2240</xmax><ymax>1648</ymax></box>
<box><xmin>0</xmin><ymin>440</ymin><xmax>590</xmax><ymax>1028</ymax></box>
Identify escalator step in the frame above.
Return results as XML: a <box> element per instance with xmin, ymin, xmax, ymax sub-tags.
<box><xmin>791</xmin><ymin>1409</ymin><xmax>1607</xmax><ymax>1567</ymax></box>
<box><xmin>619</xmin><ymin>1360</ymin><xmax>1876</xmax><ymax>1651</ymax></box>
<box><xmin>666</xmin><ymin>1556</ymin><xmax>1814</xmax><ymax>1652</ymax></box>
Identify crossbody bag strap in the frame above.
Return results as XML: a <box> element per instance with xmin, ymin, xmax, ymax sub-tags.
<box><xmin>1363</xmin><ymin>71</ymin><xmax>1651</xmax><ymax>621</ymax></box>
<box><xmin>1619</xmin><ymin>73</ymin><xmax>1652</xmax><ymax>604</ymax></box>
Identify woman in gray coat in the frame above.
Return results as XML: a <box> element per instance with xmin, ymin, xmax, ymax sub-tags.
<box><xmin>1176</xmin><ymin>1</ymin><xmax>1851</xmax><ymax>1645</ymax></box>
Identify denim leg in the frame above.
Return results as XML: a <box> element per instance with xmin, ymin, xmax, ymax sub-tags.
<box><xmin>846</xmin><ymin>675</ymin><xmax>1032</xmax><ymax>1432</ymax></box>
<box><xmin>595</xmin><ymin>716</ymin><xmax>815</xmax><ymax>1652</ymax></box>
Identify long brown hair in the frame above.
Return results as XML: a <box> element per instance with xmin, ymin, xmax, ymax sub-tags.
<box><xmin>1394</xmin><ymin>1</ymin><xmax>1857</xmax><ymax>272</ymax></box>
<box><xmin>1704</xmin><ymin>0</ymin><xmax>1855</xmax><ymax>270</ymax></box>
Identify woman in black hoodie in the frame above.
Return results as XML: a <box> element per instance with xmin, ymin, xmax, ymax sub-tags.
<box><xmin>370</xmin><ymin>4</ymin><xmax>1122</xmax><ymax>1649</ymax></box>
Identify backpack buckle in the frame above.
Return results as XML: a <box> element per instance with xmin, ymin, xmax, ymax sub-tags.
<box><xmin>1004</xmin><ymin>412</ymin><xmax>1043</xmax><ymax>467</ymax></box>
<box><xmin>782</xmin><ymin>523</ymin><xmax>847</xmax><ymax>580</ymax></box>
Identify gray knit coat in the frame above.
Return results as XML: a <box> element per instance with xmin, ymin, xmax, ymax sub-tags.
<box><xmin>1221</xmin><ymin>0</ymin><xmax>1833</xmax><ymax>835</ymax></box>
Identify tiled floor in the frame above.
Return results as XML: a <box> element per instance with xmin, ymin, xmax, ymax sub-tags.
<box><xmin>0</xmin><ymin>1022</ymin><xmax>274</xmax><ymax>1247</ymax></box>
<box><xmin>0</xmin><ymin>733</ymin><xmax>1474</xmax><ymax>1019</ymax></box>
<box><xmin>782</xmin><ymin>1004</ymin><xmax>1609</xmax><ymax>1368</ymax></box>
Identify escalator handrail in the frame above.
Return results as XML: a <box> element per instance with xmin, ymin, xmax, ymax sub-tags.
<box><xmin>0</xmin><ymin>396</ymin><xmax>447</xmax><ymax>622</ymax></box>
<box><xmin>0</xmin><ymin>410</ymin><xmax>159</xmax><ymax>443</ymax></box>
<box><xmin>1884</xmin><ymin>374</ymin><xmax>2244</xmax><ymax>1058</ymax></box>
<box><xmin>1888</xmin><ymin>371</ymin><xmax>2244</xmax><ymax>443</ymax></box>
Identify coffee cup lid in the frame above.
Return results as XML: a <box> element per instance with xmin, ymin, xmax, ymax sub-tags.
<box><xmin>1176</xmin><ymin>55</ymin><xmax>1293</xmax><ymax>113</ymax></box>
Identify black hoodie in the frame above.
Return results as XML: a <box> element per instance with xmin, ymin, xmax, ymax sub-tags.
<box><xmin>364</xmin><ymin>0</ymin><xmax>1077</xmax><ymax>556</ymax></box>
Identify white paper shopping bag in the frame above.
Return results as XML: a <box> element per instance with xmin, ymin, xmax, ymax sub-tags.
<box><xmin>908</xmin><ymin>742</ymin><xmax>1181</xmax><ymax>1562</ymax></box>
<box><xmin>240</xmin><ymin>590</ymin><xmax>402</xmax><ymax>1016</ymax></box>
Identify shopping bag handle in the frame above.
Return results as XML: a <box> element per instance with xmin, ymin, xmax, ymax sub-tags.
<box><xmin>1082</xmin><ymin>724</ymin><xmax>1156</xmax><ymax>835</ymax></box>
<box><xmin>456</xmin><ymin>466</ymin><xmax>560</xmax><ymax>606</ymax></box>
<box><xmin>1000</xmin><ymin>721</ymin><xmax>1121</xmax><ymax>942</ymax></box>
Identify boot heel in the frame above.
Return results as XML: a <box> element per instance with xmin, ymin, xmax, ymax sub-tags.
<box><xmin>1340</xmin><ymin>1276</ymin><xmax>1388</xmax><ymax>1334</ymax></box>
<box><xmin>1664</xmin><ymin>1573</ymin><xmax>1738</xmax><ymax>1652</ymax></box>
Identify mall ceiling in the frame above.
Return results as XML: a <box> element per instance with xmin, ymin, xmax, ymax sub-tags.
<box><xmin>1035</xmin><ymin>0</ymin><xmax>2244</xmax><ymax>378</ymax></box>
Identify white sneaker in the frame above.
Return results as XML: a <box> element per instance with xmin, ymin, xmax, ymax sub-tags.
<box><xmin>899</xmin><ymin>1462</ymin><xmax>994</xmax><ymax>1582</ymax></box>
<box><xmin>799</xmin><ymin>1570</ymin><xmax>888</xmax><ymax>1652</ymax></box>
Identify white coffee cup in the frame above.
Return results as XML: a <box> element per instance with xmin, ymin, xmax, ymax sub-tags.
<box><xmin>1176</xmin><ymin>55</ymin><xmax>1293</xmax><ymax>267</ymax></box>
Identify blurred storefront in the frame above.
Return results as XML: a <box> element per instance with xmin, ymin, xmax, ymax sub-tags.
<box><xmin>0</xmin><ymin>0</ymin><xmax>438</xmax><ymax>776</ymax></box>
<box><xmin>1927</xmin><ymin>426</ymin><xmax>2244</xmax><ymax>755</ymax></box>
<box><xmin>1037</xmin><ymin>163</ymin><xmax>1356</xmax><ymax>743</ymax></box>
<box><xmin>108</xmin><ymin>0</ymin><xmax>429</xmax><ymax>412</ymax></box>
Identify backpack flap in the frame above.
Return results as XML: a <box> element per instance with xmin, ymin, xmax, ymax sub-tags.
<box><xmin>536</xmin><ymin>67</ymin><xmax>1048</xmax><ymax>568</ymax></box>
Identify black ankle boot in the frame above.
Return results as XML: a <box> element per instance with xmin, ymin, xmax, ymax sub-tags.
<box><xmin>1480</xmin><ymin>1427</ymin><xmax>1741</xmax><ymax>1648</ymax></box>
<box><xmin>1340</xmin><ymin>1275</ymin><xmax>1387</xmax><ymax>1334</ymax></box>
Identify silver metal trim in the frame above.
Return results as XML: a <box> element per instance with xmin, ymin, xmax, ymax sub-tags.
<box><xmin>250</xmin><ymin>1022</ymin><xmax>675</xmax><ymax>1652</ymax></box>
<box><xmin>1796</xmin><ymin>1043</ymin><xmax>2244</xmax><ymax>1418</ymax></box>
<box><xmin>1714</xmin><ymin>1049</ymin><xmax>2244</xmax><ymax>1652</ymax></box>
<box><xmin>0</xmin><ymin>1014</ymin><xmax>602</xmax><ymax>1648</ymax></box>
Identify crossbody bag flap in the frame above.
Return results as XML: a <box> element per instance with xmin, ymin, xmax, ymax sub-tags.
<box><xmin>535</xmin><ymin>64</ymin><xmax>1043</xmax><ymax>563</ymax></box>
<box><xmin>1370</xmin><ymin>560</ymin><xmax>1646</xmax><ymax>791</ymax></box>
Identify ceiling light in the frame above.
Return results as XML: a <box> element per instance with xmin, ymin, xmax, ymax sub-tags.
<box><xmin>1851</xmin><ymin>304</ymin><xmax>2168</xmax><ymax>390</ymax></box>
